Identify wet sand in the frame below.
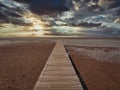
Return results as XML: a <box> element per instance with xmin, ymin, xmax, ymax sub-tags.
<box><xmin>0</xmin><ymin>41</ymin><xmax>55</xmax><ymax>90</ymax></box>
<box><xmin>66</xmin><ymin>46</ymin><xmax>120</xmax><ymax>90</ymax></box>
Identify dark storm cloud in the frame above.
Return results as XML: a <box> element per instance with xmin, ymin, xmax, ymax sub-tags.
<box><xmin>107</xmin><ymin>0</ymin><xmax>120</xmax><ymax>8</ymax></box>
<box><xmin>0</xmin><ymin>0</ymin><xmax>72</xmax><ymax>24</ymax></box>
<box><xmin>15</xmin><ymin>0</ymin><xmax>72</xmax><ymax>14</ymax></box>
<box><xmin>97</xmin><ymin>0</ymin><xmax>120</xmax><ymax>15</ymax></box>
<box><xmin>29</xmin><ymin>0</ymin><xmax>70</xmax><ymax>14</ymax></box>
<box><xmin>3</xmin><ymin>0</ymin><xmax>120</xmax><ymax>15</ymax></box>
<box><xmin>0</xmin><ymin>0</ymin><xmax>27</xmax><ymax>24</ymax></box>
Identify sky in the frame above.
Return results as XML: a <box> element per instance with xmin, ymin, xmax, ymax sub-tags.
<box><xmin>29</xmin><ymin>0</ymin><xmax>71</xmax><ymax>14</ymax></box>
<box><xmin>0</xmin><ymin>0</ymin><xmax>120</xmax><ymax>37</ymax></box>
<box><xmin>15</xmin><ymin>0</ymin><xmax>70</xmax><ymax>12</ymax></box>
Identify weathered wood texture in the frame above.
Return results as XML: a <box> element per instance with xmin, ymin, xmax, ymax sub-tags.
<box><xmin>33</xmin><ymin>41</ymin><xmax>83</xmax><ymax>90</ymax></box>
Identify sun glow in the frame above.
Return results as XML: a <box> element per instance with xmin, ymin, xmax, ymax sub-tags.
<box><xmin>23</xmin><ymin>11</ymin><xmax>50</xmax><ymax>35</ymax></box>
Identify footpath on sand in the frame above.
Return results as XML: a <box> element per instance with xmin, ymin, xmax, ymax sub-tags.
<box><xmin>33</xmin><ymin>41</ymin><xmax>83</xmax><ymax>90</ymax></box>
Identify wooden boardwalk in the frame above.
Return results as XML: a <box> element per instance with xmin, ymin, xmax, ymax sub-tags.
<box><xmin>33</xmin><ymin>41</ymin><xmax>83</xmax><ymax>90</ymax></box>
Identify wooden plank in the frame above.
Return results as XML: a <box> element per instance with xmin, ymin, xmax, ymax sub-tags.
<box><xmin>33</xmin><ymin>41</ymin><xmax>83</xmax><ymax>90</ymax></box>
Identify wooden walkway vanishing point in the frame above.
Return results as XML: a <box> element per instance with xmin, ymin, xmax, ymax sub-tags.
<box><xmin>33</xmin><ymin>41</ymin><xmax>83</xmax><ymax>90</ymax></box>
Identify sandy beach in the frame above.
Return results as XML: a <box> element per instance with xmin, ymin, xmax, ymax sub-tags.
<box><xmin>66</xmin><ymin>46</ymin><xmax>120</xmax><ymax>90</ymax></box>
<box><xmin>0</xmin><ymin>40</ymin><xmax>55</xmax><ymax>90</ymax></box>
<box><xmin>0</xmin><ymin>37</ymin><xmax>120</xmax><ymax>90</ymax></box>
<box><xmin>0</xmin><ymin>0</ymin><xmax>120</xmax><ymax>89</ymax></box>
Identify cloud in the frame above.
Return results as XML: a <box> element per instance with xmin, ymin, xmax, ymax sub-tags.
<box><xmin>15</xmin><ymin>0</ymin><xmax>72</xmax><ymax>14</ymax></box>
